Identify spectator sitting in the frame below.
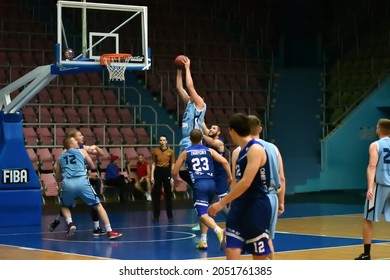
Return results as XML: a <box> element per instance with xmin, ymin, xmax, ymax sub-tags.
<box><xmin>129</xmin><ymin>154</ymin><xmax>152</xmax><ymax>201</ymax></box>
<box><xmin>104</xmin><ymin>155</ymin><xmax>131</xmax><ymax>202</ymax></box>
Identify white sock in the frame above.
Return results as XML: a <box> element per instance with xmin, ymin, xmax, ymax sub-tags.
<box><xmin>65</xmin><ymin>217</ymin><xmax>73</xmax><ymax>224</ymax></box>
<box><xmin>93</xmin><ymin>221</ymin><xmax>100</xmax><ymax>230</ymax></box>
<box><xmin>200</xmin><ymin>234</ymin><xmax>207</xmax><ymax>242</ymax></box>
<box><xmin>105</xmin><ymin>224</ymin><xmax>112</xmax><ymax>232</ymax></box>
<box><xmin>213</xmin><ymin>226</ymin><xmax>221</xmax><ymax>235</ymax></box>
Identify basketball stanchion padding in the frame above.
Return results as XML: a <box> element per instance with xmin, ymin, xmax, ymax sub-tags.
<box><xmin>100</xmin><ymin>53</ymin><xmax>132</xmax><ymax>81</ymax></box>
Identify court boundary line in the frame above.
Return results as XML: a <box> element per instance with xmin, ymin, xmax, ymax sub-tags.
<box><xmin>0</xmin><ymin>244</ymin><xmax>110</xmax><ymax>260</ymax></box>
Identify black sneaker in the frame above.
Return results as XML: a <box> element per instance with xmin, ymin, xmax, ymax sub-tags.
<box><xmin>48</xmin><ymin>220</ymin><xmax>60</xmax><ymax>232</ymax></box>
<box><xmin>93</xmin><ymin>227</ymin><xmax>106</xmax><ymax>236</ymax></box>
<box><xmin>354</xmin><ymin>253</ymin><xmax>371</xmax><ymax>260</ymax></box>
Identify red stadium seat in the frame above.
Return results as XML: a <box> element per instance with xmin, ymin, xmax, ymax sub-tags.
<box><xmin>36</xmin><ymin>148</ymin><xmax>54</xmax><ymax>171</ymax></box>
<box><xmin>36</xmin><ymin>127</ymin><xmax>53</xmax><ymax>146</ymax></box>
<box><xmin>40</xmin><ymin>173</ymin><xmax>60</xmax><ymax>204</ymax></box>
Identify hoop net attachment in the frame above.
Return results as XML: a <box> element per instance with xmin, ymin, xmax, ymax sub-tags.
<box><xmin>100</xmin><ymin>53</ymin><xmax>132</xmax><ymax>81</ymax></box>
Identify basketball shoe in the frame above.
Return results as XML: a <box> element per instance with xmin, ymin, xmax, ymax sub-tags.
<box><xmin>354</xmin><ymin>253</ymin><xmax>371</xmax><ymax>260</ymax></box>
<box><xmin>66</xmin><ymin>222</ymin><xmax>76</xmax><ymax>238</ymax></box>
<box><xmin>217</xmin><ymin>229</ymin><xmax>226</xmax><ymax>251</ymax></box>
<box><xmin>48</xmin><ymin>220</ymin><xmax>60</xmax><ymax>232</ymax></box>
<box><xmin>107</xmin><ymin>230</ymin><xmax>122</xmax><ymax>240</ymax></box>
<box><xmin>93</xmin><ymin>227</ymin><xmax>106</xmax><ymax>236</ymax></box>
<box><xmin>196</xmin><ymin>241</ymin><xmax>208</xmax><ymax>250</ymax></box>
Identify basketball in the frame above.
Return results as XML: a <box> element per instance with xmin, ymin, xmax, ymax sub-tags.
<box><xmin>64</xmin><ymin>48</ymin><xmax>74</xmax><ymax>60</ymax></box>
<box><xmin>174</xmin><ymin>55</ymin><xmax>187</xmax><ymax>66</ymax></box>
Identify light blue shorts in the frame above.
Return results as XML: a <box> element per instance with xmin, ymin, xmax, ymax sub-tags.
<box><xmin>364</xmin><ymin>183</ymin><xmax>390</xmax><ymax>222</ymax></box>
<box><xmin>267</xmin><ymin>192</ymin><xmax>278</xmax><ymax>239</ymax></box>
<box><xmin>60</xmin><ymin>176</ymin><xmax>100</xmax><ymax>208</ymax></box>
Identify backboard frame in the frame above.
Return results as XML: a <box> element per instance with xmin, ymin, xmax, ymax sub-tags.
<box><xmin>53</xmin><ymin>0</ymin><xmax>150</xmax><ymax>74</ymax></box>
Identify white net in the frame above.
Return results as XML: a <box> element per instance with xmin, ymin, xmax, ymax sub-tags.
<box><xmin>102</xmin><ymin>54</ymin><xmax>131</xmax><ymax>81</ymax></box>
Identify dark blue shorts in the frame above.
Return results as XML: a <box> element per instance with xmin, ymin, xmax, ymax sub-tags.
<box><xmin>192</xmin><ymin>179</ymin><xmax>216</xmax><ymax>216</ymax></box>
<box><xmin>226</xmin><ymin>196</ymin><xmax>272</xmax><ymax>256</ymax></box>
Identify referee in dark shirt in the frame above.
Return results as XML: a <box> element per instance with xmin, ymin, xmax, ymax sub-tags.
<box><xmin>151</xmin><ymin>135</ymin><xmax>176</xmax><ymax>223</ymax></box>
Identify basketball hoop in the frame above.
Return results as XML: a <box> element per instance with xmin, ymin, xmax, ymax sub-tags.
<box><xmin>100</xmin><ymin>53</ymin><xmax>132</xmax><ymax>81</ymax></box>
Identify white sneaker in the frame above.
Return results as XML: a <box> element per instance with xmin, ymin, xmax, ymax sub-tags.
<box><xmin>145</xmin><ymin>193</ymin><xmax>152</xmax><ymax>201</ymax></box>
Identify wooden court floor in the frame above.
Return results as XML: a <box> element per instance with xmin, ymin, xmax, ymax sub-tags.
<box><xmin>0</xmin><ymin>197</ymin><xmax>389</xmax><ymax>260</ymax></box>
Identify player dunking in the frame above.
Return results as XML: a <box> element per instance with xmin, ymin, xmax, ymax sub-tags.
<box><xmin>175</xmin><ymin>56</ymin><xmax>206</xmax><ymax>185</ymax></box>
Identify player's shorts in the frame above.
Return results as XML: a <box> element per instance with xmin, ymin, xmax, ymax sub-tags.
<box><xmin>267</xmin><ymin>191</ymin><xmax>279</xmax><ymax>239</ymax></box>
<box><xmin>192</xmin><ymin>179</ymin><xmax>216</xmax><ymax>216</ymax></box>
<box><xmin>364</xmin><ymin>183</ymin><xmax>390</xmax><ymax>222</ymax></box>
<box><xmin>214</xmin><ymin>173</ymin><xmax>229</xmax><ymax>199</ymax></box>
<box><xmin>179</xmin><ymin>137</ymin><xmax>191</xmax><ymax>154</ymax></box>
<box><xmin>60</xmin><ymin>176</ymin><xmax>100</xmax><ymax>208</ymax></box>
<box><xmin>226</xmin><ymin>195</ymin><xmax>272</xmax><ymax>256</ymax></box>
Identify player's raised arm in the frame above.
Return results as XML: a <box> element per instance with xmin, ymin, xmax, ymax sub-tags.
<box><xmin>183</xmin><ymin>57</ymin><xmax>205</xmax><ymax>110</ymax></box>
<box><xmin>176</xmin><ymin>68</ymin><xmax>190</xmax><ymax>104</ymax></box>
<box><xmin>80</xmin><ymin>149</ymin><xmax>96</xmax><ymax>170</ymax></box>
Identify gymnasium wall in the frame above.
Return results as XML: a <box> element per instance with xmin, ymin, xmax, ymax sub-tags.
<box><xmin>294</xmin><ymin>76</ymin><xmax>390</xmax><ymax>192</ymax></box>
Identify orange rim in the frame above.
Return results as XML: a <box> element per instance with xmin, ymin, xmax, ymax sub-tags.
<box><xmin>100</xmin><ymin>53</ymin><xmax>132</xmax><ymax>65</ymax></box>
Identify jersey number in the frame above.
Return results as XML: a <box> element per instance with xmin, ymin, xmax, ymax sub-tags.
<box><xmin>191</xmin><ymin>157</ymin><xmax>210</xmax><ymax>172</ymax></box>
<box><xmin>253</xmin><ymin>240</ymin><xmax>266</xmax><ymax>254</ymax></box>
<box><xmin>64</xmin><ymin>154</ymin><xmax>76</xmax><ymax>165</ymax></box>
<box><xmin>384</xmin><ymin>148</ymin><xmax>390</xmax><ymax>164</ymax></box>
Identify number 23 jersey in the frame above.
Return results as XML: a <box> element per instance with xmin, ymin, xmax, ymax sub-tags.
<box><xmin>185</xmin><ymin>144</ymin><xmax>214</xmax><ymax>184</ymax></box>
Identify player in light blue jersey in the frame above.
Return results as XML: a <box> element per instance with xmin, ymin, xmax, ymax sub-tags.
<box><xmin>209</xmin><ymin>113</ymin><xmax>272</xmax><ymax>260</ymax></box>
<box><xmin>249</xmin><ymin>115</ymin><xmax>285</xmax><ymax>258</ymax></box>
<box><xmin>48</xmin><ymin>129</ymin><xmax>106</xmax><ymax>236</ymax></box>
<box><xmin>355</xmin><ymin>118</ymin><xmax>390</xmax><ymax>260</ymax></box>
<box><xmin>176</xmin><ymin>56</ymin><xmax>206</xmax><ymax>185</ymax></box>
<box><xmin>172</xmin><ymin>129</ymin><xmax>232</xmax><ymax>250</ymax></box>
<box><xmin>55</xmin><ymin>136</ymin><xmax>122</xmax><ymax>240</ymax></box>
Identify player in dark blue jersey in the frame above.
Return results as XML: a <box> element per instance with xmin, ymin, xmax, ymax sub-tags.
<box><xmin>192</xmin><ymin>122</ymin><xmax>230</xmax><ymax>232</ymax></box>
<box><xmin>201</xmin><ymin>122</ymin><xmax>230</xmax><ymax>200</ymax></box>
<box><xmin>209</xmin><ymin>113</ymin><xmax>272</xmax><ymax>260</ymax></box>
<box><xmin>231</xmin><ymin>115</ymin><xmax>286</xmax><ymax>259</ymax></box>
<box><xmin>172</xmin><ymin>129</ymin><xmax>232</xmax><ymax>250</ymax></box>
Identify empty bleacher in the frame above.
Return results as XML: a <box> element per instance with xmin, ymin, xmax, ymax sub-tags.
<box><xmin>321</xmin><ymin>0</ymin><xmax>390</xmax><ymax>134</ymax></box>
<box><xmin>0</xmin><ymin>0</ymin><xmax>156</xmax><ymax>192</ymax></box>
